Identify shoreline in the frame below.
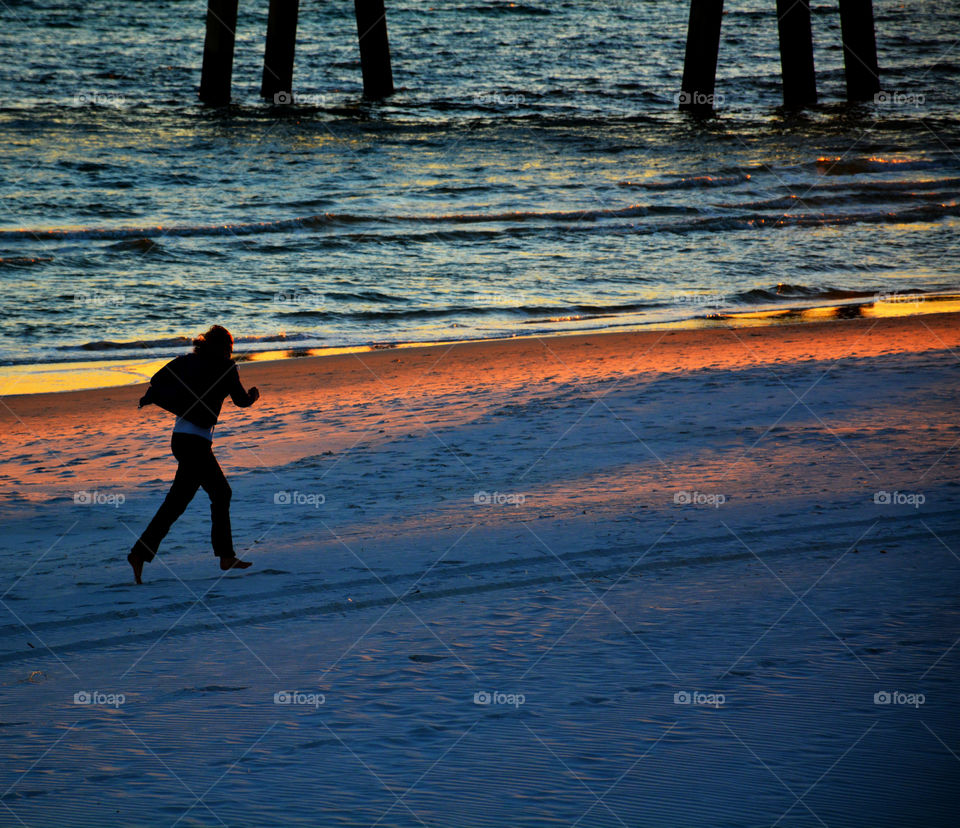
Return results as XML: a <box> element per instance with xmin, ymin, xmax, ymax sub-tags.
<box><xmin>2</xmin><ymin>294</ymin><xmax>958</xmax><ymax>398</ymax></box>
<box><xmin>3</xmin><ymin>309</ymin><xmax>958</xmax><ymax>413</ymax></box>
<box><xmin>2</xmin><ymin>310</ymin><xmax>958</xmax><ymax>507</ymax></box>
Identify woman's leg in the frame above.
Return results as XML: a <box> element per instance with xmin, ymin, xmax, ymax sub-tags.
<box><xmin>132</xmin><ymin>434</ymin><xmax>204</xmax><ymax>562</ymax></box>
<box><xmin>194</xmin><ymin>448</ymin><xmax>234</xmax><ymax>558</ymax></box>
<box><xmin>192</xmin><ymin>445</ymin><xmax>250</xmax><ymax>568</ymax></box>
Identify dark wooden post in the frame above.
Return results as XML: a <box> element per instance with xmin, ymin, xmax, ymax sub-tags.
<box><xmin>776</xmin><ymin>0</ymin><xmax>817</xmax><ymax>107</ymax></box>
<box><xmin>679</xmin><ymin>0</ymin><xmax>724</xmax><ymax>113</ymax></box>
<box><xmin>261</xmin><ymin>0</ymin><xmax>300</xmax><ymax>102</ymax></box>
<box><xmin>839</xmin><ymin>0</ymin><xmax>880</xmax><ymax>101</ymax></box>
<box><xmin>354</xmin><ymin>0</ymin><xmax>394</xmax><ymax>98</ymax></box>
<box><xmin>199</xmin><ymin>0</ymin><xmax>239</xmax><ymax>106</ymax></box>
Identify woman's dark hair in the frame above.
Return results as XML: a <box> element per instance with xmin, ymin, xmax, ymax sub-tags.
<box><xmin>193</xmin><ymin>325</ymin><xmax>234</xmax><ymax>359</ymax></box>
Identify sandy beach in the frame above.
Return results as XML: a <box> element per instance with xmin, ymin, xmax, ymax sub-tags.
<box><xmin>1</xmin><ymin>313</ymin><xmax>959</xmax><ymax>826</ymax></box>
<box><xmin>4</xmin><ymin>0</ymin><xmax>960</xmax><ymax>820</ymax></box>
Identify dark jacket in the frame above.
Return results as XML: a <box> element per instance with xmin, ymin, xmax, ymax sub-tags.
<box><xmin>140</xmin><ymin>353</ymin><xmax>256</xmax><ymax>428</ymax></box>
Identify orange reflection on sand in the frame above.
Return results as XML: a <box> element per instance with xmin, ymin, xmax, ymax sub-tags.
<box><xmin>0</xmin><ymin>358</ymin><xmax>169</xmax><ymax>397</ymax></box>
<box><xmin>2</xmin><ymin>312</ymin><xmax>959</xmax><ymax>504</ymax></box>
<box><xmin>3</xmin><ymin>295</ymin><xmax>959</xmax><ymax>397</ymax></box>
<box><xmin>714</xmin><ymin>294</ymin><xmax>960</xmax><ymax>327</ymax></box>
<box><xmin>866</xmin><ymin>295</ymin><xmax>960</xmax><ymax>318</ymax></box>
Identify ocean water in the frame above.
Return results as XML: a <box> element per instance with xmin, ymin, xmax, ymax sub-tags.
<box><xmin>0</xmin><ymin>0</ymin><xmax>958</xmax><ymax>369</ymax></box>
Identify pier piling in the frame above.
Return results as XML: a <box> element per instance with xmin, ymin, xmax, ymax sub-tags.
<box><xmin>199</xmin><ymin>0</ymin><xmax>239</xmax><ymax>106</ymax></box>
<box><xmin>680</xmin><ymin>0</ymin><xmax>724</xmax><ymax>113</ymax></box>
<box><xmin>839</xmin><ymin>0</ymin><xmax>880</xmax><ymax>101</ymax></box>
<box><xmin>195</xmin><ymin>0</ymin><xmax>882</xmax><ymax>112</ymax></box>
<box><xmin>776</xmin><ymin>0</ymin><xmax>817</xmax><ymax>107</ymax></box>
<box><xmin>354</xmin><ymin>0</ymin><xmax>394</xmax><ymax>99</ymax></box>
<box><xmin>261</xmin><ymin>0</ymin><xmax>301</xmax><ymax>102</ymax></box>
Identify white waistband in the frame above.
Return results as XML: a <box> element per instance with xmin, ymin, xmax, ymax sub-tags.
<box><xmin>173</xmin><ymin>416</ymin><xmax>215</xmax><ymax>442</ymax></box>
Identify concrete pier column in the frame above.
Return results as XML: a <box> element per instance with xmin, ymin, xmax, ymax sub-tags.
<box><xmin>839</xmin><ymin>0</ymin><xmax>880</xmax><ymax>101</ymax></box>
<box><xmin>261</xmin><ymin>0</ymin><xmax>301</xmax><ymax>102</ymax></box>
<box><xmin>354</xmin><ymin>0</ymin><xmax>394</xmax><ymax>99</ymax></box>
<box><xmin>199</xmin><ymin>0</ymin><xmax>239</xmax><ymax>106</ymax></box>
<box><xmin>777</xmin><ymin>0</ymin><xmax>817</xmax><ymax>107</ymax></box>
<box><xmin>680</xmin><ymin>0</ymin><xmax>724</xmax><ymax>113</ymax></box>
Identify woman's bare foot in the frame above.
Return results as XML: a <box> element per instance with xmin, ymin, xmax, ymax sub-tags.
<box><xmin>220</xmin><ymin>557</ymin><xmax>252</xmax><ymax>571</ymax></box>
<box><xmin>127</xmin><ymin>551</ymin><xmax>145</xmax><ymax>585</ymax></box>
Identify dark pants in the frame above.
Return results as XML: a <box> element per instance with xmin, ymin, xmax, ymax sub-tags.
<box><xmin>134</xmin><ymin>433</ymin><xmax>234</xmax><ymax>561</ymax></box>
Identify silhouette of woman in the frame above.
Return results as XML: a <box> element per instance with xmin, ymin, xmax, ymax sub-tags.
<box><xmin>128</xmin><ymin>325</ymin><xmax>260</xmax><ymax>583</ymax></box>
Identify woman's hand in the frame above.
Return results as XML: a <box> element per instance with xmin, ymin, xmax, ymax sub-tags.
<box><xmin>138</xmin><ymin>387</ymin><xmax>155</xmax><ymax>409</ymax></box>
